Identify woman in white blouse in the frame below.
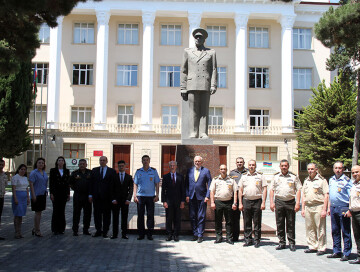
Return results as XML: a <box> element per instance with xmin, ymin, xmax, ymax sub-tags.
<box><xmin>11</xmin><ymin>164</ymin><xmax>30</xmax><ymax>239</ymax></box>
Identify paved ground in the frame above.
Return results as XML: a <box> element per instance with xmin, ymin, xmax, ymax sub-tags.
<box><xmin>0</xmin><ymin>193</ymin><xmax>359</xmax><ymax>272</ymax></box>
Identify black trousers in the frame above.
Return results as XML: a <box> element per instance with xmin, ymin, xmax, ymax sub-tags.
<box><xmin>112</xmin><ymin>200</ymin><xmax>129</xmax><ymax>237</ymax></box>
<box><xmin>166</xmin><ymin>203</ymin><xmax>182</xmax><ymax>236</ymax></box>
<box><xmin>351</xmin><ymin>210</ymin><xmax>360</xmax><ymax>257</ymax></box>
<box><xmin>0</xmin><ymin>197</ymin><xmax>3</xmax><ymax>224</ymax></box>
<box><xmin>215</xmin><ymin>199</ymin><xmax>233</xmax><ymax>240</ymax></box>
<box><xmin>72</xmin><ymin>193</ymin><xmax>92</xmax><ymax>233</ymax></box>
<box><xmin>93</xmin><ymin>198</ymin><xmax>112</xmax><ymax>235</ymax></box>
<box><xmin>243</xmin><ymin>198</ymin><xmax>262</xmax><ymax>243</ymax></box>
<box><xmin>275</xmin><ymin>198</ymin><xmax>296</xmax><ymax>245</ymax></box>
<box><xmin>51</xmin><ymin>196</ymin><xmax>67</xmax><ymax>233</ymax></box>
<box><xmin>232</xmin><ymin>206</ymin><xmax>241</xmax><ymax>241</ymax></box>
<box><xmin>137</xmin><ymin>196</ymin><xmax>155</xmax><ymax>236</ymax></box>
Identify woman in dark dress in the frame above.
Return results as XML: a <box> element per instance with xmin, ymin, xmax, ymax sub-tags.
<box><xmin>49</xmin><ymin>156</ymin><xmax>70</xmax><ymax>235</ymax></box>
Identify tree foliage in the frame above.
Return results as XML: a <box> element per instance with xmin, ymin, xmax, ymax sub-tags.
<box><xmin>295</xmin><ymin>73</ymin><xmax>356</xmax><ymax>170</ymax></box>
<box><xmin>0</xmin><ymin>0</ymin><xmax>99</xmax><ymax>75</ymax></box>
<box><xmin>0</xmin><ymin>61</ymin><xmax>33</xmax><ymax>158</ymax></box>
<box><xmin>314</xmin><ymin>1</ymin><xmax>360</xmax><ymax>166</ymax></box>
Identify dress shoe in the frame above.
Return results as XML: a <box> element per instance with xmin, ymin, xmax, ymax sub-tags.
<box><xmin>53</xmin><ymin>232</ymin><xmax>59</xmax><ymax>235</ymax></box>
<box><xmin>349</xmin><ymin>258</ymin><xmax>360</xmax><ymax>264</ymax></box>
<box><xmin>110</xmin><ymin>235</ymin><xmax>118</xmax><ymax>239</ymax></box>
<box><xmin>226</xmin><ymin>239</ymin><xmax>234</xmax><ymax>245</ymax></box>
<box><xmin>73</xmin><ymin>232</ymin><xmax>79</xmax><ymax>237</ymax></box>
<box><xmin>276</xmin><ymin>244</ymin><xmax>286</xmax><ymax>250</ymax></box>
<box><xmin>122</xmin><ymin>235</ymin><xmax>129</xmax><ymax>239</ymax></box>
<box><xmin>191</xmin><ymin>236</ymin><xmax>198</xmax><ymax>241</ymax></box>
<box><xmin>214</xmin><ymin>238</ymin><xmax>222</xmax><ymax>244</ymax></box>
<box><xmin>137</xmin><ymin>235</ymin><xmax>145</xmax><ymax>240</ymax></box>
<box><xmin>197</xmin><ymin>237</ymin><xmax>203</xmax><ymax>243</ymax></box>
<box><xmin>0</xmin><ymin>237</ymin><xmax>5</xmax><ymax>240</ymax></box>
<box><xmin>166</xmin><ymin>235</ymin><xmax>173</xmax><ymax>241</ymax></box>
<box><xmin>233</xmin><ymin>238</ymin><xmax>239</xmax><ymax>242</ymax></box>
<box><xmin>147</xmin><ymin>235</ymin><xmax>153</xmax><ymax>240</ymax></box>
<box><xmin>290</xmin><ymin>245</ymin><xmax>296</xmax><ymax>252</ymax></box>
<box><xmin>103</xmin><ymin>234</ymin><xmax>109</xmax><ymax>238</ymax></box>
<box><xmin>254</xmin><ymin>242</ymin><xmax>260</xmax><ymax>248</ymax></box>
<box><xmin>174</xmin><ymin>236</ymin><xmax>179</xmax><ymax>242</ymax></box>
<box><xmin>340</xmin><ymin>255</ymin><xmax>349</xmax><ymax>262</ymax></box>
<box><xmin>316</xmin><ymin>251</ymin><xmax>325</xmax><ymax>256</ymax></box>
<box><xmin>92</xmin><ymin>232</ymin><xmax>102</xmax><ymax>237</ymax></box>
<box><xmin>83</xmin><ymin>230</ymin><xmax>91</xmax><ymax>235</ymax></box>
<box><xmin>59</xmin><ymin>231</ymin><xmax>65</xmax><ymax>235</ymax></box>
<box><xmin>304</xmin><ymin>249</ymin><xmax>317</xmax><ymax>253</ymax></box>
<box><xmin>327</xmin><ymin>253</ymin><xmax>342</xmax><ymax>259</ymax></box>
<box><xmin>243</xmin><ymin>241</ymin><xmax>254</xmax><ymax>247</ymax></box>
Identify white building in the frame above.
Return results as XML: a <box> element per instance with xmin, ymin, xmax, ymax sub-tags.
<box><xmin>16</xmin><ymin>0</ymin><xmax>338</xmax><ymax>179</ymax></box>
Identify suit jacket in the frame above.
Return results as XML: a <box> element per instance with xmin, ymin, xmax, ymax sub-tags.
<box><xmin>161</xmin><ymin>172</ymin><xmax>185</xmax><ymax>205</ymax></box>
<box><xmin>112</xmin><ymin>172</ymin><xmax>134</xmax><ymax>202</ymax></box>
<box><xmin>49</xmin><ymin>168</ymin><xmax>70</xmax><ymax>198</ymax></box>
<box><xmin>185</xmin><ymin>166</ymin><xmax>212</xmax><ymax>201</ymax></box>
<box><xmin>89</xmin><ymin>166</ymin><xmax>116</xmax><ymax>201</ymax></box>
<box><xmin>180</xmin><ymin>47</ymin><xmax>217</xmax><ymax>91</ymax></box>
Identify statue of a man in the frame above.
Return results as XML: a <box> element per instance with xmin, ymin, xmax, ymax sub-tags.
<box><xmin>180</xmin><ymin>28</ymin><xmax>217</xmax><ymax>139</ymax></box>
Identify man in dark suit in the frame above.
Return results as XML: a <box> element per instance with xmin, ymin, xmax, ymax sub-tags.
<box><xmin>180</xmin><ymin>28</ymin><xmax>217</xmax><ymax>139</ymax></box>
<box><xmin>162</xmin><ymin>161</ymin><xmax>185</xmax><ymax>242</ymax></box>
<box><xmin>89</xmin><ymin>156</ymin><xmax>116</xmax><ymax>238</ymax></box>
<box><xmin>111</xmin><ymin>160</ymin><xmax>133</xmax><ymax>239</ymax></box>
<box><xmin>185</xmin><ymin>156</ymin><xmax>212</xmax><ymax>243</ymax></box>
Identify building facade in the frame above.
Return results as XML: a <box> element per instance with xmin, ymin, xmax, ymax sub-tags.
<box><xmin>15</xmin><ymin>0</ymin><xmax>338</xmax><ymax>179</ymax></box>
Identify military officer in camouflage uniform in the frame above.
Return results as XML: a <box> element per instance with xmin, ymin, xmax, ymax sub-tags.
<box><xmin>238</xmin><ymin>160</ymin><xmax>267</xmax><ymax>248</ymax></box>
<box><xmin>301</xmin><ymin>163</ymin><xmax>329</xmax><ymax>255</ymax></box>
<box><xmin>269</xmin><ymin>159</ymin><xmax>302</xmax><ymax>251</ymax></box>
<box><xmin>229</xmin><ymin>157</ymin><xmax>248</xmax><ymax>242</ymax></box>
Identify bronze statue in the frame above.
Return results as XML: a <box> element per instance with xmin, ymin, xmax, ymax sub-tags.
<box><xmin>180</xmin><ymin>28</ymin><xmax>217</xmax><ymax>139</ymax></box>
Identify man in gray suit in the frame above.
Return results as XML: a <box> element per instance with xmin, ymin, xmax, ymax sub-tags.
<box><xmin>180</xmin><ymin>28</ymin><xmax>217</xmax><ymax>139</ymax></box>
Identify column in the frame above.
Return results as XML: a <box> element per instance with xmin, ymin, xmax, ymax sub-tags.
<box><xmin>93</xmin><ymin>10</ymin><xmax>110</xmax><ymax>130</ymax></box>
<box><xmin>280</xmin><ymin>15</ymin><xmax>296</xmax><ymax>133</ymax></box>
<box><xmin>234</xmin><ymin>13</ymin><xmax>249</xmax><ymax>133</ymax></box>
<box><xmin>140</xmin><ymin>10</ymin><xmax>155</xmax><ymax>131</ymax></box>
<box><xmin>188</xmin><ymin>11</ymin><xmax>202</xmax><ymax>48</ymax></box>
<box><xmin>47</xmin><ymin>16</ymin><xmax>63</xmax><ymax>129</ymax></box>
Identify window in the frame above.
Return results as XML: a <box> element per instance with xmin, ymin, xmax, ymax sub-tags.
<box><xmin>32</xmin><ymin>63</ymin><xmax>48</xmax><ymax>84</ymax></box>
<box><xmin>118</xmin><ymin>24</ymin><xmax>138</xmax><ymax>44</ymax></box>
<box><xmin>71</xmin><ymin>107</ymin><xmax>91</xmax><ymax>123</ymax></box>
<box><xmin>206</xmin><ymin>26</ymin><xmax>226</xmax><ymax>47</ymax></box>
<box><xmin>161</xmin><ymin>25</ymin><xmax>181</xmax><ymax>46</ymax></box>
<box><xmin>217</xmin><ymin>67</ymin><xmax>227</xmax><ymax>88</ymax></box>
<box><xmin>160</xmin><ymin>66</ymin><xmax>180</xmax><ymax>87</ymax></box>
<box><xmin>73</xmin><ymin>64</ymin><xmax>93</xmax><ymax>85</ymax></box>
<box><xmin>249</xmin><ymin>109</ymin><xmax>269</xmax><ymax>127</ymax></box>
<box><xmin>28</xmin><ymin>105</ymin><xmax>47</xmax><ymax>127</ymax></box>
<box><xmin>294</xmin><ymin>109</ymin><xmax>303</xmax><ymax>129</ymax></box>
<box><xmin>249</xmin><ymin>27</ymin><xmax>269</xmax><ymax>48</ymax></box>
<box><xmin>63</xmin><ymin>143</ymin><xmax>85</xmax><ymax>159</ymax></box>
<box><xmin>293</xmin><ymin>68</ymin><xmax>312</xmax><ymax>89</ymax></box>
<box><xmin>74</xmin><ymin>23</ymin><xmax>95</xmax><ymax>44</ymax></box>
<box><xmin>117</xmin><ymin>65</ymin><xmax>137</xmax><ymax>86</ymax></box>
<box><xmin>118</xmin><ymin>105</ymin><xmax>134</xmax><ymax>124</ymax></box>
<box><xmin>39</xmin><ymin>23</ymin><xmax>50</xmax><ymax>44</ymax></box>
<box><xmin>293</xmin><ymin>28</ymin><xmax>312</xmax><ymax>50</ymax></box>
<box><xmin>26</xmin><ymin>144</ymin><xmax>42</xmax><ymax>167</ymax></box>
<box><xmin>162</xmin><ymin>106</ymin><xmax>178</xmax><ymax>126</ymax></box>
<box><xmin>249</xmin><ymin>67</ymin><xmax>269</xmax><ymax>88</ymax></box>
<box><xmin>209</xmin><ymin>107</ymin><xmax>223</xmax><ymax>126</ymax></box>
<box><xmin>256</xmin><ymin>147</ymin><xmax>277</xmax><ymax>161</ymax></box>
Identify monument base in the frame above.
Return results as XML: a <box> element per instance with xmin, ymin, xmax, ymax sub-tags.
<box><xmin>181</xmin><ymin>138</ymin><xmax>213</xmax><ymax>145</ymax></box>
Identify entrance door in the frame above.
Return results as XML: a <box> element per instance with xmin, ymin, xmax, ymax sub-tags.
<box><xmin>113</xmin><ymin>145</ymin><xmax>131</xmax><ymax>174</ymax></box>
<box><xmin>219</xmin><ymin>146</ymin><xmax>227</xmax><ymax>166</ymax></box>
<box><xmin>161</xmin><ymin>145</ymin><xmax>176</xmax><ymax>177</ymax></box>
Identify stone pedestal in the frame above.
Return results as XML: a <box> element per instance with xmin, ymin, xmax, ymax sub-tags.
<box><xmin>176</xmin><ymin>144</ymin><xmax>221</xmax><ymax>223</ymax></box>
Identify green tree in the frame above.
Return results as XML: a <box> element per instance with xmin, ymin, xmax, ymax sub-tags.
<box><xmin>296</xmin><ymin>73</ymin><xmax>356</xmax><ymax>171</ymax></box>
<box><xmin>314</xmin><ymin>1</ymin><xmax>360</xmax><ymax>166</ymax></box>
<box><xmin>0</xmin><ymin>61</ymin><xmax>33</xmax><ymax>158</ymax></box>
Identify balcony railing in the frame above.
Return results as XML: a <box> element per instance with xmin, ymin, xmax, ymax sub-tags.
<box><xmin>45</xmin><ymin>123</ymin><xmax>291</xmax><ymax>136</ymax></box>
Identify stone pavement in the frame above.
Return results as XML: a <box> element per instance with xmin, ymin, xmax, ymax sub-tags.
<box><xmin>0</xmin><ymin>194</ymin><xmax>359</xmax><ymax>272</ymax></box>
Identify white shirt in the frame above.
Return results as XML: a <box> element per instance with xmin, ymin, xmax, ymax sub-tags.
<box><xmin>11</xmin><ymin>174</ymin><xmax>29</xmax><ymax>191</ymax></box>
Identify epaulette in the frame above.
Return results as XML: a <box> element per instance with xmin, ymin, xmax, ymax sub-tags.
<box><xmin>288</xmin><ymin>171</ymin><xmax>296</xmax><ymax>176</ymax></box>
<box><xmin>317</xmin><ymin>174</ymin><xmax>325</xmax><ymax>180</ymax></box>
<box><xmin>273</xmin><ymin>172</ymin><xmax>280</xmax><ymax>175</ymax></box>
<box><xmin>151</xmin><ymin>167</ymin><xmax>156</xmax><ymax>170</ymax></box>
<box><xmin>344</xmin><ymin>175</ymin><xmax>350</xmax><ymax>181</ymax></box>
<box><xmin>257</xmin><ymin>171</ymin><xmax>263</xmax><ymax>175</ymax></box>
<box><xmin>136</xmin><ymin>168</ymin><xmax>141</xmax><ymax>172</ymax></box>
